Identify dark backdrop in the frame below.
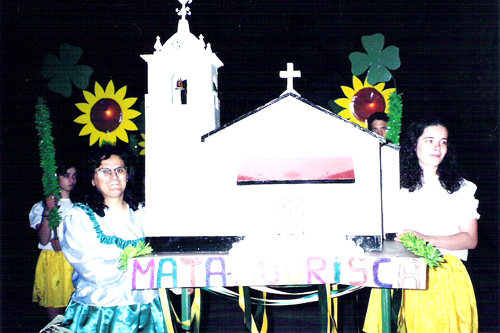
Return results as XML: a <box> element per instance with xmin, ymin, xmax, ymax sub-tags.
<box><xmin>1</xmin><ymin>1</ymin><xmax>499</xmax><ymax>332</ymax></box>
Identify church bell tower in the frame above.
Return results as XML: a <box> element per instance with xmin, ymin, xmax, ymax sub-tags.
<box><xmin>141</xmin><ymin>0</ymin><xmax>224</xmax><ymax>224</ymax></box>
<box><xmin>141</xmin><ymin>0</ymin><xmax>224</xmax><ymax>143</ymax></box>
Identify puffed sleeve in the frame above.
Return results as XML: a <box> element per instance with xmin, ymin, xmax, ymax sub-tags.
<box><xmin>61</xmin><ymin>207</ymin><xmax>125</xmax><ymax>287</ymax></box>
<box><xmin>456</xmin><ymin>180</ymin><xmax>480</xmax><ymax>221</ymax></box>
<box><xmin>29</xmin><ymin>201</ymin><xmax>44</xmax><ymax>229</ymax></box>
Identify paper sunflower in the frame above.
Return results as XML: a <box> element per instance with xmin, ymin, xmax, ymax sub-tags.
<box><xmin>75</xmin><ymin>81</ymin><xmax>141</xmax><ymax>146</ymax></box>
<box><xmin>334</xmin><ymin>76</ymin><xmax>395</xmax><ymax>128</ymax></box>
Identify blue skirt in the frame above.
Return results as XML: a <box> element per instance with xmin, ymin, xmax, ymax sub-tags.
<box><xmin>62</xmin><ymin>296</ymin><xmax>167</xmax><ymax>332</ymax></box>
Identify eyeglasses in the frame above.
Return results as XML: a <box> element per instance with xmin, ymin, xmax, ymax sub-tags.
<box><xmin>95</xmin><ymin>166</ymin><xmax>127</xmax><ymax>178</ymax></box>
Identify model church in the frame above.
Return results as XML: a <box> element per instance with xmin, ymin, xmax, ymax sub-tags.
<box><xmin>141</xmin><ymin>0</ymin><xmax>400</xmax><ymax>249</ymax></box>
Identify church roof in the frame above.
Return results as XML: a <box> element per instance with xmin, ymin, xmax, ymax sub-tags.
<box><xmin>202</xmin><ymin>92</ymin><xmax>395</xmax><ymax>148</ymax></box>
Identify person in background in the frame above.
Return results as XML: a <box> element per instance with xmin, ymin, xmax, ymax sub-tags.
<box><xmin>367</xmin><ymin>112</ymin><xmax>390</xmax><ymax>138</ymax></box>
<box><xmin>364</xmin><ymin>117</ymin><xmax>479</xmax><ymax>332</ymax></box>
<box><xmin>60</xmin><ymin>145</ymin><xmax>166</xmax><ymax>332</ymax></box>
<box><xmin>29</xmin><ymin>163</ymin><xmax>78</xmax><ymax>319</ymax></box>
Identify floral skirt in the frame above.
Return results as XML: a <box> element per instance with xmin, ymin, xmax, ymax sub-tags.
<box><xmin>62</xmin><ymin>297</ymin><xmax>167</xmax><ymax>332</ymax></box>
<box><xmin>33</xmin><ymin>250</ymin><xmax>75</xmax><ymax>308</ymax></box>
<box><xmin>363</xmin><ymin>255</ymin><xmax>478</xmax><ymax>333</ymax></box>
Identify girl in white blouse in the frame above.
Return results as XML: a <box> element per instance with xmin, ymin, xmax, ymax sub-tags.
<box><xmin>364</xmin><ymin>117</ymin><xmax>479</xmax><ymax>332</ymax></box>
<box><xmin>30</xmin><ymin>163</ymin><xmax>77</xmax><ymax>319</ymax></box>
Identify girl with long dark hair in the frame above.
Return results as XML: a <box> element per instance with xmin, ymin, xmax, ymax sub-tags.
<box><xmin>365</xmin><ymin>117</ymin><xmax>479</xmax><ymax>332</ymax></box>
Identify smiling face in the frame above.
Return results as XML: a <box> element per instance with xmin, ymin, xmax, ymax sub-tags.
<box><xmin>416</xmin><ymin>125</ymin><xmax>448</xmax><ymax>175</ymax></box>
<box><xmin>92</xmin><ymin>154</ymin><xmax>127</xmax><ymax>202</ymax></box>
<box><xmin>59</xmin><ymin>167</ymin><xmax>77</xmax><ymax>197</ymax></box>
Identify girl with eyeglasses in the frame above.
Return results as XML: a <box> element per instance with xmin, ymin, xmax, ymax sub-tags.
<box><xmin>58</xmin><ymin>145</ymin><xmax>166</xmax><ymax>332</ymax></box>
<box><xmin>29</xmin><ymin>163</ymin><xmax>78</xmax><ymax>320</ymax></box>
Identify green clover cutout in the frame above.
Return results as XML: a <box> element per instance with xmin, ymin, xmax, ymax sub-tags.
<box><xmin>41</xmin><ymin>43</ymin><xmax>93</xmax><ymax>98</ymax></box>
<box><xmin>349</xmin><ymin>33</ymin><xmax>400</xmax><ymax>86</ymax></box>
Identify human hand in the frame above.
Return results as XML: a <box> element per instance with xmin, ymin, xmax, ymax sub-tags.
<box><xmin>395</xmin><ymin>230</ymin><xmax>428</xmax><ymax>242</ymax></box>
<box><xmin>51</xmin><ymin>239</ymin><xmax>62</xmax><ymax>252</ymax></box>
<box><xmin>45</xmin><ymin>195</ymin><xmax>57</xmax><ymax>211</ymax></box>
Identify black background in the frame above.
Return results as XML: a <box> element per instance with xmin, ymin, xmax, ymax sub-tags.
<box><xmin>1</xmin><ymin>1</ymin><xmax>499</xmax><ymax>331</ymax></box>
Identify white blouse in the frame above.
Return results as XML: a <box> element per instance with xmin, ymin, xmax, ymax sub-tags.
<box><xmin>29</xmin><ymin>198</ymin><xmax>74</xmax><ymax>250</ymax></box>
<box><xmin>61</xmin><ymin>204</ymin><xmax>158</xmax><ymax>306</ymax></box>
<box><xmin>389</xmin><ymin>176</ymin><xmax>479</xmax><ymax>261</ymax></box>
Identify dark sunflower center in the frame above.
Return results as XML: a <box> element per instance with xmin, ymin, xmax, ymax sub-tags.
<box><xmin>90</xmin><ymin>98</ymin><xmax>123</xmax><ymax>132</ymax></box>
<box><xmin>350</xmin><ymin>87</ymin><xmax>385</xmax><ymax>123</ymax></box>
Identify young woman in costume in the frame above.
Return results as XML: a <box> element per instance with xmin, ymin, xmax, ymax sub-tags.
<box><xmin>364</xmin><ymin>117</ymin><xmax>479</xmax><ymax>332</ymax></box>
<box><xmin>30</xmin><ymin>163</ymin><xmax>78</xmax><ymax>319</ymax></box>
<box><xmin>60</xmin><ymin>145</ymin><xmax>166</xmax><ymax>332</ymax></box>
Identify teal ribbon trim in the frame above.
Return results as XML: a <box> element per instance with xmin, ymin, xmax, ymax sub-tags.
<box><xmin>74</xmin><ymin>203</ymin><xmax>145</xmax><ymax>250</ymax></box>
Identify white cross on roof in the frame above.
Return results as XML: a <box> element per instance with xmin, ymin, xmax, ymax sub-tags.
<box><xmin>279</xmin><ymin>63</ymin><xmax>301</xmax><ymax>96</ymax></box>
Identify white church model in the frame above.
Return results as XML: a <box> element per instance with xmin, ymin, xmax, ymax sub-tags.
<box><xmin>141</xmin><ymin>0</ymin><xmax>400</xmax><ymax>250</ymax></box>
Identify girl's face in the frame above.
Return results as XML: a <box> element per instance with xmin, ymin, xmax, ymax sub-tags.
<box><xmin>416</xmin><ymin>125</ymin><xmax>448</xmax><ymax>173</ymax></box>
<box><xmin>58</xmin><ymin>167</ymin><xmax>77</xmax><ymax>193</ymax></box>
<box><xmin>92</xmin><ymin>154</ymin><xmax>128</xmax><ymax>201</ymax></box>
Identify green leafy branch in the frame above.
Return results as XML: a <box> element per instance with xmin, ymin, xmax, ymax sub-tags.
<box><xmin>34</xmin><ymin>98</ymin><xmax>62</xmax><ymax>230</ymax></box>
<box><xmin>399</xmin><ymin>232</ymin><xmax>445</xmax><ymax>269</ymax></box>
<box><xmin>118</xmin><ymin>241</ymin><xmax>153</xmax><ymax>271</ymax></box>
<box><xmin>386</xmin><ymin>91</ymin><xmax>403</xmax><ymax>145</ymax></box>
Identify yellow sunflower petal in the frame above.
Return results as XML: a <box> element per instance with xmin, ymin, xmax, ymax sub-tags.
<box><xmin>353</xmin><ymin>76</ymin><xmax>364</xmax><ymax>91</ymax></box>
<box><xmin>352</xmin><ymin>117</ymin><xmax>367</xmax><ymax>128</ymax></box>
<box><xmin>104</xmin><ymin>81</ymin><xmax>115</xmax><ymax>96</ymax></box>
<box><xmin>374</xmin><ymin>82</ymin><xmax>385</xmax><ymax>91</ymax></box>
<box><xmin>102</xmin><ymin>132</ymin><xmax>117</xmax><ymax>145</ymax></box>
<box><xmin>79</xmin><ymin>124</ymin><xmax>94</xmax><ymax>136</ymax></box>
<box><xmin>124</xmin><ymin>109</ymin><xmax>141</xmax><ymax>120</ymax></box>
<box><xmin>114</xmin><ymin>128</ymin><xmax>129</xmax><ymax>143</ymax></box>
<box><xmin>121</xmin><ymin>119</ymin><xmax>139</xmax><ymax>131</ymax></box>
<box><xmin>382</xmin><ymin>88</ymin><xmax>396</xmax><ymax>100</ymax></box>
<box><xmin>90</xmin><ymin>134</ymin><xmax>101</xmax><ymax>146</ymax></box>
<box><xmin>83</xmin><ymin>90</ymin><xmax>97</xmax><ymax>105</ymax></box>
<box><xmin>74</xmin><ymin>114</ymin><xmax>90</xmax><ymax>124</ymax></box>
<box><xmin>338</xmin><ymin>109</ymin><xmax>353</xmax><ymax>119</ymax></box>
<box><xmin>94</xmin><ymin>82</ymin><xmax>105</xmax><ymax>97</ymax></box>
<box><xmin>121</xmin><ymin>97</ymin><xmax>138</xmax><ymax>110</ymax></box>
<box><xmin>140</xmin><ymin>150</ymin><xmax>145</xmax><ymax>156</ymax></box>
<box><xmin>335</xmin><ymin>98</ymin><xmax>351</xmax><ymax>109</ymax></box>
<box><xmin>114</xmin><ymin>86</ymin><xmax>127</xmax><ymax>101</ymax></box>
<box><xmin>341</xmin><ymin>86</ymin><xmax>355</xmax><ymax>99</ymax></box>
<box><xmin>75</xmin><ymin>102</ymin><xmax>91</xmax><ymax>113</ymax></box>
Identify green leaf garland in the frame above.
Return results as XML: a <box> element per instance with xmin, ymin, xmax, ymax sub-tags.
<box><xmin>399</xmin><ymin>232</ymin><xmax>445</xmax><ymax>269</ymax></box>
<box><xmin>34</xmin><ymin>97</ymin><xmax>62</xmax><ymax>230</ymax></box>
<box><xmin>118</xmin><ymin>241</ymin><xmax>153</xmax><ymax>271</ymax></box>
<box><xmin>386</xmin><ymin>91</ymin><xmax>403</xmax><ymax>145</ymax></box>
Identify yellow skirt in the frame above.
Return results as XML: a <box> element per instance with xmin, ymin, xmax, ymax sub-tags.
<box><xmin>363</xmin><ymin>255</ymin><xmax>478</xmax><ymax>333</ymax></box>
<box><xmin>32</xmin><ymin>250</ymin><xmax>75</xmax><ymax>308</ymax></box>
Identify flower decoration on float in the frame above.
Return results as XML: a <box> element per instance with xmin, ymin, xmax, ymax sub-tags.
<box><xmin>334</xmin><ymin>75</ymin><xmax>395</xmax><ymax>128</ymax></box>
<box><xmin>74</xmin><ymin>80</ymin><xmax>141</xmax><ymax>146</ymax></box>
<box><xmin>138</xmin><ymin>133</ymin><xmax>146</xmax><ymax>156</ymax></box>
<box><xmin>331</xmin><ymin>33</ymin><xmax>403</xmax><ymax>144</ymax></box>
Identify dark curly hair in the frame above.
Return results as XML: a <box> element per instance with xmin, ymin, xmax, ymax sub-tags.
<box><xmin>400</xmin><ymin>117</ymin><xmax>463</xmax><ymax>193</ymax></box>
<box><xmin>81</xmin><ymin>144</ymin><xmax>143</xmax><ymax>217</ymax></box>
